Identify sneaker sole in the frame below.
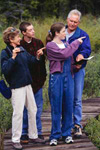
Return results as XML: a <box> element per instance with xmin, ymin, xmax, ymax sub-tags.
<box><xmin>74</xmin><ymin>134</ymin><xmax>82</xmax><ymax>138</ymax></box>
<box><xmin>65</xmin><ymin>141</ymin><xmax>74</xmax><ymax>144</ymax></box>
<box><xmin>65</xmin><ymin>139</ymin><xmax>74</xmax><ymax>144</ymax></box>
<box><xmin>13</xmin><ymin>146</ymin><xmax>23</xmax><ymax>150</ymax></box>
<box><xmin>12</xmin><ymin>145</ymin><xmax>23</xmax><ymax>150</ymax></box>
<box><xmin>50</xmin><ymin>143</ymin><xmax>57</xmax><ymax>146</ymax></box>
<box><xmin>31</xmin><ymin>141</ymin><xmax>46</xmax><ymax>144</ymax></box>
<box><xmin>20</xmin><ymin>140</ymin><xmax>29</xmax><ymax>144</ymax></box>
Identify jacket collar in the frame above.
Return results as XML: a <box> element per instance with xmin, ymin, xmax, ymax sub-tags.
<box><xmin>65</xmin><ymin>25</ymin><xmax>81</xmax><ymax>40</ymax></box>
<box><xmin>6</xmin><ymin>45</ymin><xmax>21</xmax><ymax>57</ymax></box>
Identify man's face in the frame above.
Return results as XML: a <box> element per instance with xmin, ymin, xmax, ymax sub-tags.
<box><xmin>67</xmin><ymin>14</ymin><xmax>80</xmax><ymax>32</ymax></box>
<box><xmin>23</xmin><ymin>25</ymin><xmax>35</xmax><ymax>38</ymax></box>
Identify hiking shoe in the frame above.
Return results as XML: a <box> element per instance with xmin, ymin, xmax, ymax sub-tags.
<box><xmin>20</xmin><ymin>135</ymin><xmax>29</xmax><ymax>144</ymax></box>
<box><xmin>38</xmin><ymin>134</ymin><xmax>44</xmax><ymax>140</ymax></box>
<box><xmin>29</xmin><ymin>138</ymin><xmax>46</xmax><ymax>144</ymax></box>
<box><xmin>65</xmin><ymin>136</ymin><xmax>74</xmax><ymax>144</ymax></box>
<box><xmin>74</xmin><ymin>124</ymin><xmax>82</xmax><ymax>138</ymax></box>
<box><xmin>50</xmin><ymin>139</ymin><xmax>57</xmax><ymax>146</ymax></box>
<box><xmin>12</xmin><ymin>142</ymin><xmax>22</xmax><ymax>150</ymax></box>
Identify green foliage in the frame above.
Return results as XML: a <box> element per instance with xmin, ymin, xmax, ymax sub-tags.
<box><xmin>83</xmin><ymin>53</ymin><xmax>100</xmax><ymax>99</ymax></box>
<box><xmin>43</xmin><ymin>61</ymin><xmax>50</xmax><ymax>110</ymax></box>
<box><xmin>0</xmin><ymin>0</ymin><xmax>100</xmax><ymax>25</ymax></box>
<box><xmin>0</xmin><ymin>95</ymin><xmax>12</xmax><ymax>149</ymax></box>
<box><xmin>42</xmin><ymin>0</ymin><xmax>70</xmax><ymax>18</ymax></box>
<box><xmin>31</xmin><ymin>17</ymin><xmax>66</xmax><ymax>44</ymax></box>
<box><xmin>85</xmin><ymin>115</ymin><xmax>100</xmax><ymax>149</ymax></box>
<box><xmin>0</xmin><ymin>96</ymin><xmax>12</xmax><ymax>133</ymax></box>
<box><xmin>79</xmin><ymin>15</ymin><xmax>100</xmax><ymax>53</ymax></box>
<box><xmin>1</xmin><ymin>16</ymin><xmax>100</xmax><ymax>101</ymax></box>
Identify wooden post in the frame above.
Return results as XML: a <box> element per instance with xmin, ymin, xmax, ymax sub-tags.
<box><xmin>0</xmin><ymin>132</ymin><xmax>5</xmax><ymax>150</ymax></box>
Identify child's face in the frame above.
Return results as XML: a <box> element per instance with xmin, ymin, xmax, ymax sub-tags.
<box><xmin>57</xmin><ymin>27</ymin><xmax>66</xmax><ymax>40</ymax></box>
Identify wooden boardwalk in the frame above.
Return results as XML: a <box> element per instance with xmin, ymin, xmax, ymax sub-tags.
<box><xmin>4</xmin><ymin>98</ymin><xmax>100</xmax><ymax>150</ymax></box>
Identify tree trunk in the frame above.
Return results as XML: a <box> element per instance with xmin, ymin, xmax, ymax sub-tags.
<box><xmin>0</xmin><ymin>132</ymin><xmax>5</xmax><ymax>150</ymax></box>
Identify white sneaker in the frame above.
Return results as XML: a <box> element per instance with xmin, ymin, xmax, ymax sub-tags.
<box><xmin>65</xmin><ymin>136</ymin><xmax>74</xmax><ymax>144</ymax></box>
<box><xmin>50</xmin><ymin>139</ymin><xmax>57</xmax><ymax>146</ymax></box>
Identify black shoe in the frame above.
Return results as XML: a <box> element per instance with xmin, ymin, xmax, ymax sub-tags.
<box><xmin>20</xmin><ymin>135</ymin><xmax>29</xmax><ymax>144</ymax></box>
<box><xmin>29</xmin><ymin>138</ymin><xmax>46</xmax><ymax>144</ymax></box>
<box><xmin>74</xmin><ymin>124</ymin><xmax>82</xmax><ymax>138</ymax></box>
<box><xmin>38</xmin><ymin>135</ymin><xmax>44</xmax><ymax>140</ymax></box>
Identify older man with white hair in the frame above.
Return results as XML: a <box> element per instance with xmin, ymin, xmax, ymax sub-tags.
<box><xmin>64</xmin><ymin>9</ymin><xmax>91</xmax><ymax>138</ymax></box>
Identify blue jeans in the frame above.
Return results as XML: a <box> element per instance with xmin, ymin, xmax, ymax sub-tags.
<box><xmin>22</xmin><ymin>88</ymin><xmax>43</xmax><ymax>135</ymax></box>
<box><xmin>73</xmin><ymin>68</ymin><xmax>85</xmax><ymax>127</ymax></box>
<box><xmin>49</xmin><ymin>71</ymin><xmax>74</xmax><ymax>140</ymax></box>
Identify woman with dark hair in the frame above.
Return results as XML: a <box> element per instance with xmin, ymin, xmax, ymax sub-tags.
<box><xmin>46</xmin><ymin>22</ymin><xmax>85</xmax><ymax>146</ymax></box>
<box><xmin>1</xmin><ymin>27</ymin><xmax>45</xmax><ymax>150</ymax></box>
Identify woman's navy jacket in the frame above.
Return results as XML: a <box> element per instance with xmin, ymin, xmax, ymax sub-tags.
<box><xmin>1</xmin><ymin>45</ymin><xmax>38</xmax><ymax>89</ymax></box>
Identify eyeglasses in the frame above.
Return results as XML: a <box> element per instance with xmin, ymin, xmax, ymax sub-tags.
<box><xmin>10</xmin><ymin>28</ymin><xmax>16</xmax><ymax>32</ymax></box>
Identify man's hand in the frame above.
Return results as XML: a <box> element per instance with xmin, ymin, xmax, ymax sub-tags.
<box><xmin>75</xmin><ymin>54</ymin><xmax>84</xmax><ymax>69</ymax></box>
<box><xmin>37</xmin><ymin>47</ymin><xmax>46</xmax><ymax>59</ymax></box>
<box><xmin>76</xmin><ymin>54</ymin><xmax>84</xmax><ymax>62</ymax></box>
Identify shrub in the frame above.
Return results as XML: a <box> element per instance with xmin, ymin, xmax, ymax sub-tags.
<box><xmin>83</xmin><ymin>53</ymin><xmax>100</xmax><ymax>98</ymax></box>
<box><xmin>0</xmin><ymin>96</ymin><xmax>12</xmax><ymax>149</ymax></box>
<box><xmin>85</xmin><ymin>115</ymin><xmax>100</xmax><ymax>149</ymax></box>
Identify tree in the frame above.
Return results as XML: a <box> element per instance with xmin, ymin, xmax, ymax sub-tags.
<box><xmin>0</xmin><ymin>0</ymin><xmax>40</xmax><ymax>25</ymax></box>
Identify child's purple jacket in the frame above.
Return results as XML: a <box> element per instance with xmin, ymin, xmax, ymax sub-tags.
<box><xmin>46</xmin><ymin>40</ymin><xmax>80</xmax><ymax>74</ymax></box>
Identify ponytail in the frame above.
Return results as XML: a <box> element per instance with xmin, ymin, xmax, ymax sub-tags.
<box><xmin>46</xmin><ymin>31</ymin><xmax>53</xmax><ymax>44</ymax></box>
<box><xmin>46</xmin><ymin>22</ymin><xmax>65</xmax><ymax>44</ymax></box>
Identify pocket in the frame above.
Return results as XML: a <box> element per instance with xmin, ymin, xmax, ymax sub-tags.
<box><xmin>82</xmin><ymin>68</ymin><xmax>85</xmax><ymax>76</ymax></box>
<box><xmin>49</xmin><ymin>73</ymin><xmax>61</xmax><ymax>88</ymax></box>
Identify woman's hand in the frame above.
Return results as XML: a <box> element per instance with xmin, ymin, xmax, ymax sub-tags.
<box><xmin>12</xmin><ymin>48</ymin><xmax>20</xmax><ymax>59</ymax></box>
<box><xmin>77</xmin><ymin>36</ymin><xmax>86</xmax><ymax>44</ymax></box>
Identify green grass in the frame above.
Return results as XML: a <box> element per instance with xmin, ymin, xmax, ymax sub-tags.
<box><xmin>79</xmin><ymin>14</ymin><xmax>100</xmax><ymax>53</ymax></box>
<box><xmin>0</xmin><ymin>15</ymin><xmax>100</xmax><ymax>132</ymax></box>
<box><xmin>0</xmin><ymin>15</ymin><xmax>100</xmax><ymax>105</ymax></box>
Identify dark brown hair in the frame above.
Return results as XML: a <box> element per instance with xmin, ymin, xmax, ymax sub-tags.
<box><xmin>46</xmin><ymin>22</ymin><xmax>65</xmax><ymax>43</ymax></box>
<box><xmin>19</xmin><ymin>21</ymin><xmax>32</xmax><ymax>32</ymax></box>
<box><xmin>3</xmin><ymin>27</ymin><xmax>19</xmax><ymax>45</ymax></box>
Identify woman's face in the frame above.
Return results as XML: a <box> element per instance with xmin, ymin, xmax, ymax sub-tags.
<box><xmin>10</xmin><ymin>34</ymin><xmax>21</xmax><ymax>47</ymax></box>
<box><xmin>57</xmin><ymin>27</ymin><xmax>66</xmax><ymax>40</ymax></box>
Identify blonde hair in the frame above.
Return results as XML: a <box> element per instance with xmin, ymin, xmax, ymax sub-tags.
<box><xmin>67</xmin><ymin>9</ymin><xmax>81</xmax><ymax>21</ymax></box>
<box><xmin>3</xmin><ymin>27</ymin><xmax>20</xmax><ymax>44</ymax></box>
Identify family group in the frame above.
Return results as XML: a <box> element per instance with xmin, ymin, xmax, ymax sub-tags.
<box><xmin>1</xmin><ymin>9</ymin><xmax>91</xmax><ymax>150</ymax></box>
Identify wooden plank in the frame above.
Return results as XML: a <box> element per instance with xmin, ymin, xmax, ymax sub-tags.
<box><xmin>4</xmin><ymin>139</ymin><xmax>97</xmax><ymax>150</ymax></box>
<box><xmin>24</xmin><ymin>147</ymin><xmax>97</xmax><ymax>150</ymax></box>
<box><xmin>4</xmin><ymin>133</ymin><xmax>97</xmax><ymax>150</ymax></box>
<box><xmin>82</xmin><ymin>106</ymin><xmax>100</xmax><ymax>113</ymax></box>
<box><xmin>4</xmin><ymin>98</ymin><xmax>100</xmax><ymax>150</ymax></box>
